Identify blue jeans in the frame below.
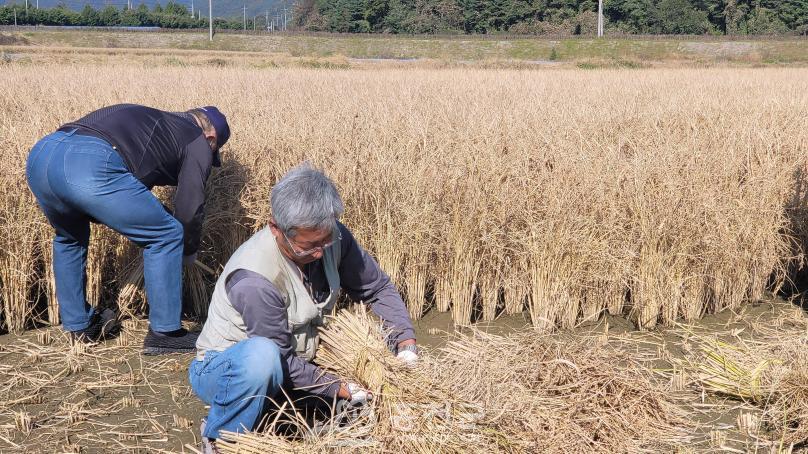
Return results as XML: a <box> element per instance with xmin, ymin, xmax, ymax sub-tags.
<box><xmin>25</xmin><ymin>130</ymin><xmax>184</xmax><ymax>332</ymax></box>
<box><xmin>189</xmin><ymin>337</ymin><xmax>284</xmax><ymax>439</ymax></box>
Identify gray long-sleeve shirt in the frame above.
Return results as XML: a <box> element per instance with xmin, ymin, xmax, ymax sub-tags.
<box><xmin>225</xmin><ymin>222</ymin><xmax>415</xmax><ymax>398</ymax></box>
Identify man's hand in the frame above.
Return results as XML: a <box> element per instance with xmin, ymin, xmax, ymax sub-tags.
<box><xmin>345</xmin><ymin>382</ymin><xmax>373</xmax><ymax>407</ymax></box>
<box><xmin>397</xmin><ymin>349</ymin><xmax>418</xmax><ymax>363</ymax></box>
<box><xmin>396</xmin><ymin>339</ymin><xmax>418</xmax><ymax>364</ymax></box>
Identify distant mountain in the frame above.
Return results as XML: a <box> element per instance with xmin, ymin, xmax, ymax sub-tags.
<box><xmin>5</xmin><ymin>0</ymin><xmax>290</xmax><ymax>20</ymax></box>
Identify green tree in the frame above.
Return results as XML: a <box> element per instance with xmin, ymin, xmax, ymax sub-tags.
<box><xmin>772</xmin><ymin>0</ymin><xmax>808</xmax><ymax>31</ymax></box>
<box><xmin>134</xmin><ymin>3</ymin><xmax>152</xmax><ymax>25</ymax></box>
<box><xmin>164</xmin><ymin>1</ymin><xmax>188</xmax><ymax>16</ymax></box>
<box><xmin>653</xmin><ymin>0</ymin><xmax>709</xmax><ymax>33</ymax></box>
<box><xmin>460</xmin><ymin>0</ymin><xmax>487</xmax><ymax>33</ymax></box>
<box><xmin>47</xmin><ymin>4</ymin><xmax>79</xmax><ymax>25</ymax></box>
<box><xmin>119</xmin><ymin>8</ymin><xmax>143</xmax><ymax>26</ymax></box>
<box><xmin>484</xmin><ymin>0</ymin><xmax>510</xmax><ymax>31</ymax></box>
<box><xmin>364</xmin><ymin>0</ymin><xmax>389</xmax><ymax>28</ymax></box>
<box><xmin>382</xmin><ymin>0</ymin><xmax>416</xmax><ymax>32</ymax></box>
<box><xmin>605</xmin><ymin>0</ymin><xmax>655</xmax><ymax>32</ymax></box>
<box><xmin>746</xmin><ymin>5</ymin><xmax>788</xmax><ymax>33</ymax></box>
<box><xmin>79</xmin><ymin>4</ymin><xmax>101</xmax><ymax>26</ymax></box>
<box><xmin>98</xmin><ymin>5</ymin><xmax>121</xmax><ymax>25</ymax></box>
<box><xmin>278</xmin><ymin>0</ymin><xmax>808</xmax><ymax>35</ymax></box>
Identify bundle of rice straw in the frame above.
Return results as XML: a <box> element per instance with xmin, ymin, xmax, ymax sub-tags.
<box><xmin>221</xmin><ymin>308</ymin><xmax>497</xmax><ymax>452</ymax></box>
<box><xmin>220</xmin><ymin>308</ymin><xmax>689</xmax><ymax>453</ymax></box>
<box><xmin>436</xmin><ymin>330</ymin><xmax>691</xmax><ymax>452</ymax></box>
<box><xmin>683</xmin><ymin>324</ymin><xmax>808</xmax><ymax>446</ymax></box>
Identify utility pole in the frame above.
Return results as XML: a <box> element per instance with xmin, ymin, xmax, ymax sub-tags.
<box><xmin>14</xmin><ymin>8</ymin><xmax>17</xmax><ymax>26</ymax></box>
<box><xmin>597</xmin><ymin>0</ymin><xmax>604</xmax><ymax>37</ymax></box>
<box><xmin>265</xmin><ymin>10</ymin><xmax>268</xmax><ymax>31</ymax></box>
<box><xmin>243</xmin><ymin>5</ymin><xmax>246</xmax><ymax>31</ymax></box>
<box><xmin>208</xmin><ymin>0</ymin><xmax>212</xmax><ymax>41</ymax></box>
<box><xmin>36</xmin><ymin>0</ymin><xmax>38</xmax><ymax>9</ymax></box>
<box><xmin>283</xmin><ymin>8</ymin><xmax>287</xmax><ymax>31</ymax></box>
<box><xmin>25</xmin><ymin>0</ymin><xmax>28</xmax><ymax>15</ymax></box>
<box><xmin>190</xmin><ymin>0</ymin><xmax>194</xmax><ymax>18</ymax></box>
<box><xmin>253</xmin><ymin>15</ymin><xmax>256</xmax><ymax>31</ymax></box>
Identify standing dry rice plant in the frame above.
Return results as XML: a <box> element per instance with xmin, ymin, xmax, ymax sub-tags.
<box><xmin>38</xmin><ymin>227</ymin><xmax>59</xmax><ymax>326</ymax></box>
<box><xmin>0</xmin><ymin>62</ymin><xmax>806</xmax><ymax>332</ymax></box>
<box><xmin>85</xmin><ymin>226</ymin><xmax>116</xmax><ymax>310</ymax></box>
<box><xmin>0</xmin><ymin>146</ymin><xmax>42</xmax><ymax>332</ymax></box>
<box><xmin>0</xmin><ymin>187</ymin><xmax>40</xmax><ymax>332</ymax></box>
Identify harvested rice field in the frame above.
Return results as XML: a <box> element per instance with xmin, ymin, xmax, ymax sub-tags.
<box><xmin>0</xmin><ymin>298</ymin><xmax>805</xmax><ymax>452</ymax></box>
<box><xmin>0</xmin><ymin>36</ymin><xmax>807</xmax><ymax>452</ymax></box>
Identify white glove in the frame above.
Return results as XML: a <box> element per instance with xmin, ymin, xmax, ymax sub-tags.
<box><xmin>347</xmin><ymin>382</ymin><xmax>373</xmax><ymax>407</ymax></box>
<box><xmin>397</xmin><ymin>349</ymin><xmax>418</xmax><ymax>364</ymax></box>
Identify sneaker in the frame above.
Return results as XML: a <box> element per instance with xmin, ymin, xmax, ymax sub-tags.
<box><xmin>142</xmin><ymin>327</ymin><xmax>199</xmax><ymax>355</ymax></box>
<box><xmin>70</xmin><ymin>309</ymin><xmax>120</xmax><ymax>343</ymax></box>
<box><xmin>200</xmin><ymin>418</ymin><xmax>221</xmax><ymax>454</ymax></box>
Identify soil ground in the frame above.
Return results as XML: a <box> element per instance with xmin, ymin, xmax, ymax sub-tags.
<box><xmin>0</xmin><ymin>297</ymin><xmax>804</xmax><ymax>453</ymax></box>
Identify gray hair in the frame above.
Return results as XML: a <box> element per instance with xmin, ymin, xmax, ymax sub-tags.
<box><xmin>271</xmin><ymin>164</ymin><xmax>344</xmax><ymax>237</ymax></box>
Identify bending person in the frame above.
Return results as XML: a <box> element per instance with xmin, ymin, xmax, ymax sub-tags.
<box><xmin>191</xmin><ymin>165</ymin><xmax>418</xmax><ymax>451</ymax></box>
<box><xmin>26</xmin><ymin>103</ymin><xmax>230</xmax><ymax>354</ymax></box>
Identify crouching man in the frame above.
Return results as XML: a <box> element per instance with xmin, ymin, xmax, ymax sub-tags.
<box><xmin>190</xmin><ymin>165</ymin><xmax>418</xmax><ymax>449</ymax></box>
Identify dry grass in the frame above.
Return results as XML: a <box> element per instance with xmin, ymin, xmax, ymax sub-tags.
<box><xmin>0</xmin><ymin>318</ymin><xmax>201</xmax><ymax>452</ymax></box>
<box><xmin>438</xmin><ymin>330</ymin><xmax>692</xmax><ymax>452</ymax></box>
<box><xmin>680</xmin><ymin>310</ymin><xmax>808</xmax><ymax>447</ymax></box>
<box><xmin>220</xmin><ymin>309</ymin><xmax>493</xmax><ymax>453</ymax></box>
<box><xmin>0</xmin><ymin>58</ymin><xmax>807</xmax><ymax>334</ymax></box>
<box><xmin>220</xmin><ymin>308</ymin><xmax>690</xmax><ymax>453</ymax></box>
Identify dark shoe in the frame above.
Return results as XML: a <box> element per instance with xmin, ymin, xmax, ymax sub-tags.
<box><xmin>70</xmin><ymin>309</ymin><xmax>120</xmax><ymax>343</ymax></box>
<box><xmin>142</xmin><ymin>328</ymin><xmax>199</xmax><ymax>355</ymax></box>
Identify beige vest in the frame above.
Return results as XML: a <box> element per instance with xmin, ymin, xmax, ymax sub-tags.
<box><xmin>195</xmin><ymin>226</ymin><xmax>341</xmax><ymax>361</ymax></box>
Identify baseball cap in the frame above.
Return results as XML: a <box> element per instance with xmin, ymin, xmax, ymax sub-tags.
<box><xmin>200</xmin><ymin>106</ymin><xmax>230</xmax><ymax>149</ymax></box>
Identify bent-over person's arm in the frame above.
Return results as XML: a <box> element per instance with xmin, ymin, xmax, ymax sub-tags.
<box><xmin>173</xmin><ymin>135</ymin><xmax>213</xmax><ymax>256</ymax></box>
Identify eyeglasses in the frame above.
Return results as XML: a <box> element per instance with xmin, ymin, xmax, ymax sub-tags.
<box><xmin>281</xmin><ymin>230</ymin><xmax>341</xmax><ymax>257</ymax></box>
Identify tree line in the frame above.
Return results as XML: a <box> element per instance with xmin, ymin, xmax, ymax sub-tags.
<box><xmin>1</xmin><ymin>0</ymin><xmax>805</xmax><ymax>34</ymax></box>
<box><xmin>293</xmin><ymin>0</ymin><xmax>808</xmax><ymax>35</ymax></box>
<box><xmin>0</xmin><ymin>2</ymin><xmax>249</xmax><ymax>29</ymax></box>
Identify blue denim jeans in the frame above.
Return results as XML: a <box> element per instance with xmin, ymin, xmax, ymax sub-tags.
<box><xmin>189</xmin><ymin>337</ymin><xmax>284</xmax><ymax>439</ymax></box>
<box><xmin>25</xmin><ymin>129</ymin><xmax>184</xmax><ymax>332</ymax></box>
